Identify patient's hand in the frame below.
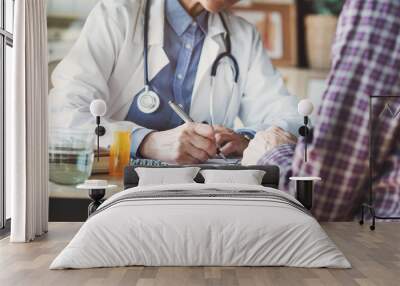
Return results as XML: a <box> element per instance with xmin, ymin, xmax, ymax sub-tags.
<box><xmin>242</xmin><ymin>126</ymin><xmax>297</xmax><ymax>166</ymax></box>
<box><xmin>213</xmin><ymin>125</ymin><xmax>250</xmax><ymax>157</ymax></box>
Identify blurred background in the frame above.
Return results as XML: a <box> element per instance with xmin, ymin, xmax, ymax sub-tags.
<box><xmin>46</xmin><ymin>0</ymin><xmax>345</xmax><ymax>221</ymax></box>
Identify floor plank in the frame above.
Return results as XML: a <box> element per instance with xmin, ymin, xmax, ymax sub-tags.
<box><xmin>0</xmin><ymin>222</ymin><xmax>399</xmax><ymax>286</ymax></box>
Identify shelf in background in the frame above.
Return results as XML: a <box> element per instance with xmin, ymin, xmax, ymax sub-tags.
<box><xmin>278</xmin><ymin>67</ymin><xmax>330</xmax><ymax>122</ymax></box>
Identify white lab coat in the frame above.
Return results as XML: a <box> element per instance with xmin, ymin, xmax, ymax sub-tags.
<box><xmin>49</xmin><ymin>0</ymin><xmax>301</xmax><ymax>146</ymax></box>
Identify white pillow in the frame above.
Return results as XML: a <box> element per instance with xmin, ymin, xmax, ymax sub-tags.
<box><xmin>200</xmin><ymin>169</ymin><xmax>266</xmax><ymax>185</ymax></box>
<box><xmin>136</xmin><ymin>167</ymin><xmax>201</xmax><ymax>186</ymax></box>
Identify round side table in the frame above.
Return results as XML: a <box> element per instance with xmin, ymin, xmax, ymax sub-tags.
<box><xmin>77</xmin><ymin>180</ymin><xmax>117</xmax><ymax>217</ymax></box>
<box><xmin>289</xmin><ymin>177</ymin><xmax>321</xmax><ymax>210</ymax></box>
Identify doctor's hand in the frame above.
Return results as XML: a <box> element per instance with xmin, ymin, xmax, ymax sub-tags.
<box><xmin>242</xmin><ymin>126</ymin><xmax>298</xmax><ymax>166</ymax></box>
<box><xmin>139</xmin><ymin>123</ymin><xmax>217</xmax><ymax>164</ymax></box>
<box><xmin>213</xmin><ymin>126</ymin><xmax>250</xmax><ymax>157</ymax></box>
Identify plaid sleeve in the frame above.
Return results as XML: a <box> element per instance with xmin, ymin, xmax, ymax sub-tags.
<box><xmin>287</xmin><ymin>0</ymin><xmax>400</xmax><ymax>221</ymax></box>
<box><xmin>257</xmin><ymin>144</ymin><xmax>296</xmax><ymax>194</ymax></box>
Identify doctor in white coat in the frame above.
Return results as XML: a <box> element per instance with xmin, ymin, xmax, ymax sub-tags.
<box><xmin>50</xmin><ymin>0</ymin><xmax>301</xmax><ymax>164</ymax></box>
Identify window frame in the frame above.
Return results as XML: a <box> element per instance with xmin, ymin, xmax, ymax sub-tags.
<box><xmin>0</xmin><ymin>0</ymin><xmax>14</xmax><ymax>232</ymax></box>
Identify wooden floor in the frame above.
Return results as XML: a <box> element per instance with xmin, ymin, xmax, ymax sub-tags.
<box><xmin>0</xmin><ymin>222</ymin><xmax>399</xmax><ymax>286</ymax></box>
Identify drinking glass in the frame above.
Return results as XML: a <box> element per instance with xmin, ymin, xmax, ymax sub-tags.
<box><xmin>109</xmin><ymin>124</ymin><xmax>132</xmax><ymax>177</ymax></box>
<box><xmin>49</xmin><ymin>129</ymin><xmax>95</xmax><ymax>185</ymax></box>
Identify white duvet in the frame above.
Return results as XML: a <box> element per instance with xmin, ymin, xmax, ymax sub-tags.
<box><xmin>50</xmin><ymin>183</ymin><xmax>351</xmax><ymax>269</ymax></box>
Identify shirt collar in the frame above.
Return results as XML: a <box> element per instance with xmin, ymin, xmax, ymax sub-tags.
<box><xmin>165</xmin><ymin>0</ymin><xmax>208</xmax><ymax>36</ymax></box>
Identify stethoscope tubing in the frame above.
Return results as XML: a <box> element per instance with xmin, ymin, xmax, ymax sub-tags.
<box><xmin>143</xmin><ymin>0</ymin><xmax>152</xmax><ymax>87</ymax></box>
<box><xmin>143</xmin><ymin>0</ymin><xmax>239</xmax><ymax>86</ymax></box>
<box><xmin>141</xmin><ymin>0</ymin><xmax>240</xmax><ymax>122</ymax></box>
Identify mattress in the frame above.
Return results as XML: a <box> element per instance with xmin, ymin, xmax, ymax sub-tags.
<box><xmin>50</xmin><ymin>183</ymin><xmax>351</xmax><ymax>269</ymax></box>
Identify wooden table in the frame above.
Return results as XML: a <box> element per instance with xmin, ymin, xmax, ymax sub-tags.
<box><xmin>1</xmin><ymin>222</ymin><xmax>399</xmax><ymax>286</ymax></box>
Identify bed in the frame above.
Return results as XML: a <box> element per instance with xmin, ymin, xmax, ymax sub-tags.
<box><xmin>50</xmin><ymin>166</ymin><xmax>350</xmax><ymax>269</ymax></box>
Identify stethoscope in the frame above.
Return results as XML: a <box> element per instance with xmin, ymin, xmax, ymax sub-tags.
<box><xmin>137</xmin><ymin>0</ymin><xmax>240</xmax><ymax>125</ymax></box>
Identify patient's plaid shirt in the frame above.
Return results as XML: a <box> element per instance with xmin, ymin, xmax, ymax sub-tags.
<box><xmin>259</xmin><ymin>0</ymin><xmax>400</xmax><ymax>221</ymax></box>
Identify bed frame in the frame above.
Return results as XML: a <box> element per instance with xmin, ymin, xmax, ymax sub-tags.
<box><xmin>123</xmin><ymin>165</ymin><xmax>280</xmax><ymax>189</ymax></box>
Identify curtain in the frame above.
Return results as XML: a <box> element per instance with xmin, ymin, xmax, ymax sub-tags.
<box><xmin>8</xmin><ymin>0</ymin><xmax>49</xmax><ymax>242</ymax></box>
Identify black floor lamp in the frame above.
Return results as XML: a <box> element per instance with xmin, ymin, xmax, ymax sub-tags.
<box><xmin>359</xmin><ymin>95</ymin><xmax>400</xmax><ymax>230</ymax></box>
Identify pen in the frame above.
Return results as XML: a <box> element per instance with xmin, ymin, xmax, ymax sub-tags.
<box><xmin>168</xmin><ymin>100</ymin><xmax>194</xmax><ymax>123</ymax></box>
<box><xmin>168</xmin><ymin>101</ymin><xmax>228</xmax><ymax>161</ymax></box>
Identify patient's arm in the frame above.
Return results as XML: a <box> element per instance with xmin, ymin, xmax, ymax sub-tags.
<box><xmin>257</xmin><ymin>144</ymin><xmax>296</xmax><ymax>194</ymax></box>
<box><xmin>270</xmin><ymin>0</ymin><xmax>400</xmax><ymax>221</ymax></box>
<box><xmin>242</xmin><ymin>126</ymin><xmax>297</xmax><ymax>166</ymax></box>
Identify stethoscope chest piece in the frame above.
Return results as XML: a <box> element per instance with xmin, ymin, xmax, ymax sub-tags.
<box><xmin>139</xmin><ymin>0</ymin><xmax>239</xmax><ymax>119</ymax></box>
<box><xmin>137</xmin><ymin>86</ymin><xmax>160</xmax><ymax>114</ymax></box>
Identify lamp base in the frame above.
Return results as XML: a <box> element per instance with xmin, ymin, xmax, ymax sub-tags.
<box><xmin>296</xmin><ymin>181</ymin><xmax>313</xmax><ymax>210</ymax></box>
<box><xmin>290</xmin><ymin>177</ymin><xmax>321</xmax><ymax>211</ymax></box>
<box><xmin>88</xmin><ymin>188</ymin><xmax>106</xmax><ymax>216</ymax></box>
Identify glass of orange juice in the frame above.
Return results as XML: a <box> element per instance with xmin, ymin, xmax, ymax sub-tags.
<box><xmin>109</xmin><ymin>124</ymin><xmax>132</xmax><ymax>177</ymax></box>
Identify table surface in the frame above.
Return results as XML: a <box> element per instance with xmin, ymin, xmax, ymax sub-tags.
<box><xmin>1</xmin><ymin>222</ymin><xmax>399</xmax><ymax>286</ymax></box>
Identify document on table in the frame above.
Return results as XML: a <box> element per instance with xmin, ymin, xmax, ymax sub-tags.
<box><xmin>131</xmin><ymin>158</ymin><xmax>241</xmax><ymax>167</ymax></box>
